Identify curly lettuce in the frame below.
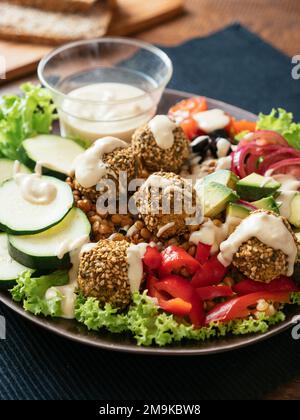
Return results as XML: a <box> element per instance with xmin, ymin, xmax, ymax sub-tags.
<box><xmin>257</xmin><ymin>108</ymin><xmax>300</xmax><ymax>150</ymax></box>
<box><xmin>0</xmin><ymin>83</ymin><xmax>57</xmax><ymax>159</ymax></box>
<box><xmin>11</xmin><ymin>270</ymin><xmax>68</xmax><ymax>317</ymax></box>
<box><xmin>75</xmin><ymin>291</ymin><xmax>288</xmax><ymax>347</ymax></box>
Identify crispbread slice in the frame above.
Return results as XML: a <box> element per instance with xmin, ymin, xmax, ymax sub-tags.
<box><xmin>0</xmin><ymin>0</ymin><xmax>98</xmax><ymax>13</ymax></box>
<box><xmin>0</xmin><ymin>2</ymin><xmax>112</xmax><ymax>45</ymax></box>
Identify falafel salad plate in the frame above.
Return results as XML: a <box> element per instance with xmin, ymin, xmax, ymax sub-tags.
<box><xmin>0</xmin><ymin>83</ymin><xmax>300</xmax><ymax>355</ymax></box>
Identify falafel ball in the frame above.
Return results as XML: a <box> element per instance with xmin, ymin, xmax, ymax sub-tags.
<box><xmin>74</xmin><ymin>146</ymin><xmax>140</xmax><ymax>203</ymax></box>
<box><xmin>231</xmin><ymin>210</ymin><xmax>298</xmax><ymax>283</ymax></box>
<box><xmin>132</xmin><ymin>116</ymin><xmax>189</xmax><ymax>173</ymax></box>
<box><xmin>78</xmin><ymin>239</ymin><xmax>132</xmax><ymax>309</ymax></box>
<box><xmin>134</xmin><ymin>171</ymin><xmax>197</xmax><ymax>239</ymax></box>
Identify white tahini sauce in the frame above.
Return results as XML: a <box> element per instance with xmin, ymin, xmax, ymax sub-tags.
<box><xmin>216</xmin><ymin>138</ymin><xmax>231</xmax><ymax>158</ymax></box>
<box><xmin>13</xmin><ymin>161</ymin><xmax>57</xmax><ymax>205</ymax></box>
<box><xmin>218</xmin><ymin>212</ymin><xmax>297</xmax><ymax>275</ymax></box>
<box><xmin>190</xmin><ymin>219</ymin><xmax>230</xmax><ymax>254</ymax></box>
<box><xmin>193</xmin><ymin>109</ymin><xmax>230</xmax><ymax>133</ymax></box>
<box><xmin>157</xmin><ymin>222</ymin><xmax>175</xmax><ymax>238</ymax></box>
<box><xmin>45</xmin><ymin>238</ymin><xmax>94</xmax><ymax>319</ymax></box>
<box><xmin>148</xmin><ymin>115</ymin><xmax>176</xmax><ymax>150</ymax></box>
<box><xmin>60</xmin><ymin>83</ymin><xmax>155</xmax><ymax>143</ymax></box>
<box><xmin>272</xmin><ymin>174</ymin><xmax>300</xmax><ymax>218</ymax></box>
<box><xmin>216</xmin><ymin>156</ymin><xmax>232</xmax><ymax>170</ymax></box>
<box><xmin>71</xmin><ymin>136</ymin><xmax>128</xmax><ymax>189</ymax></box>
<box><xmin>126</xmin><ymin>243</ymin><xmax>150</xmax><ymax>293</ymax></box>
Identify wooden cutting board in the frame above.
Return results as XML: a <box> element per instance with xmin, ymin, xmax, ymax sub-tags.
<box><xmin>0</xmin><ymin>0</ymin><xmax>184</xmax><ymax>82</ymax></box>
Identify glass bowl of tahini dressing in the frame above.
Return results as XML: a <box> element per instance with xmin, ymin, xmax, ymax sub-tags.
<box><xmin>38</xmin><ymin>37</ymin><xmax>173</xmax><ymax>144</ymax></box>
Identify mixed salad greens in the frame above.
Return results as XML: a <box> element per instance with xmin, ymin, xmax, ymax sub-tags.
<box><xmin>0</xmin><ymin>84</ymin><xmax>300</xmax><ymax>347</ymax></box>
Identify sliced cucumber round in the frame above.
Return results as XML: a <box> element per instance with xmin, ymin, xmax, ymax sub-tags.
<box><xmin>18</xmin><ymin>135</ymin><xmax>85</xmax><ymax>180</ymax></box>
<box><xmin>0</xmin><ymin>159</ymin><xmax>31</xmax><ymax>185</ymax></box>
<box><xmin>0</xmin><ymin>233</ymin><xmax>33</xmax><ymax>288</ymax></box>
<box><xmin>8</xmin><ymin>208</ymin><xmax>91</xmax><ymax>271</ymax></box>
<box><xmin>0</xmin><ymin>177</ymin><xmax>74</xmax><ymax>235</ymax></box>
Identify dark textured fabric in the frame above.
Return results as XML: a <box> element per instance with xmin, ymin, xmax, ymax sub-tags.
<box><xmin>1</xmin><ymin>24</ymin><xmax>300</xmax><ymax>401</ymax></box>
<box><xmin>163</xmin><ymin>23</ymin><xmax>300</xmax><ymax>119</ymax></box>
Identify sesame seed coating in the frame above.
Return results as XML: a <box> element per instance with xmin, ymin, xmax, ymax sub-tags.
<box><xmin>135</xmin><ymin>171</ymin><xmax>197</xmax><ymax>239</ymax></box>
<box><xmin>77</xmin><ymin>239</ymin><xmax>132</xmax><ymax>309</ymax></box>
<box><xmin>74</xmin><ymin>146</ymin><xmax>140</xmax><ymax>203</ymax></box>
<box><xmin>132</xmin><ymin>124</ymin><xmax>189</xmax><ymax>173</ymax></box>
<box><xmin>232</xmin><ymin>210</ymin><xmax>298</xmax><ymax>283</ymax></box>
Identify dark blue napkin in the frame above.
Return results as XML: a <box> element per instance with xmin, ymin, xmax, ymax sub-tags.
<box><xmin>163</xmin><ymin>23</ymin><xmax>300</xmax><ymax>119</ymax></box>
<box><xmin>1</xmin><ymin>24</ymin><xmax>300</xmax><ymax>401</ymax></box>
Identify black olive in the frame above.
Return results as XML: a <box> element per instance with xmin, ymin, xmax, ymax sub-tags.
<box><xmin>209</xmin><ymin>137</ymin><xmax>232</xmax><ymax>158</ymax></box>
<box><xmin>190</xmin><ymin>135</ymin><xmax>210</xmax><ymax>155</ymax></box>
<box><xmin>210</xmin><ymin>129</ymin><xmax>230</xmax><ymax>140</ymax></box>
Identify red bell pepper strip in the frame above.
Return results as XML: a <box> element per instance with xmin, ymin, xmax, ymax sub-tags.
<box><xmin>143</xmin><ymin>246</ymin><xmax>162</xmax><ymax>270</ymax></box>
<box><xmin>191</xmin><ymin>254</ymin><xmax>227</xmax><ymax>287</ymax></box>
<box><xmin>180</xmin><ymin>118</ymin><xmax>203</xmax><ymax>140</ymax></box>
<box><xmin>233</xmin><ymin>276</ymin><xmax>299</xmax><ymax>296</ymax></box>
<box><xmin>159</xmin><ymin>298</ymin><xmax>192</xmax><ymax>316</ymax></box>
<box><xmin>159</xmin><ymin>246</ymin><xmax>201</xmax><ymax>278</ymax></box>
<box><xmin>195</xmin><ymin>242</ymin><xmax>211</xmax><ymax>265</ymax></box>
<box><xmin>196</xmin><ymin>285</ymin><xmax>234</xmax><ymax>301</ymax></box>
<box><xmin>155</xmin><ymin>275</ymin><xmax>205</xmax><ymax>327</ymax></box>
<box><xmin>205</xmin><ymin>291</ymin><xmax>291</xmax><ymax>324</ymax></box>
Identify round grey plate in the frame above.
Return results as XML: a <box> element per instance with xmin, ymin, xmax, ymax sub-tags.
<box><xmin>0</xmin><ymin>88</ymin><xmax>298</xmax><ymax>355</ymax></box>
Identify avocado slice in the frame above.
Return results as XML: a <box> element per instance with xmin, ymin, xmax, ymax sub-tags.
<box><xmin>236</xmin><ymin>173</ymin><xmax>281</xmax><ymax>201</ymax></box>
<box><xmin>203</xmin><ymin>169</ymin><xmax>239</xmax><ymax>190</ymax></box>
<box><xmin>251</xmin><ymin>196</ymin><xmax>280</xmax><ymax>215</ymax></box>
<box><xmin>226</xmin><ymin>202</ymin><xmax>250</xmax><ymax>220</ymax></box>
<box><xmin>201</xmin><ymin>181</ymin><xmax>239</xmax><ymax>218</ymax></box>
<box><xmin>289</xmin><ymin>192</ymin><xmax>300</xmax><ymax>228</ymax></box>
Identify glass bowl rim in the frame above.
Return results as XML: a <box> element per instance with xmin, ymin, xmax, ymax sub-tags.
<box><xmin>37</xmin><ymin>36</ymin><xmax>173</xmax><ymax>106</ymax></box>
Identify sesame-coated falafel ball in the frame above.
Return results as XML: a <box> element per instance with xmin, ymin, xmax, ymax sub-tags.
<box><xmin>132</xmin><ymin>120</ymin><xmax>189</xmax><ymax>173</ymax></box>
<box><xmin>232</xmin><ymin>210</ymin><xmax>298</xmax><ymax>283</ymax></box>
<box><xmin>78</xmin><ymin>239</ymin><xmax>132</xmax><ymax>309</ymax></box>
<box><xmin>74</xmin><ymin>146</ymin><xmax>140</xmax><ymax>203</ymax></box>
<box><xmin>134</xmin><ymin>172</ymin><xmax>197</xmax><ymax>239</ymax></box>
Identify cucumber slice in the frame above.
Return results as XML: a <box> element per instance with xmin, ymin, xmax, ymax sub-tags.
<box><xmin>0</xmin><ymin>233</ymin><xmax>33</xmax><ymax>288</ymax></box>
<box><xmin>8</xmin><ymin>208</ymin><xmax>91</xmax><ymax>271</ymax></box>
<box><xmin>0</xmin><ymin>159</ymin><xmax>31</xmax><ymax>185</ymax></box>
<box><xmin>18</xmin><ymin>135</ymin><xmax>84</xmax><ymax>180</ymax></box>
<box><xmin>0</xmin><ymin>177</ymin><xmax>74</xmax><ymax>235</ymax></box>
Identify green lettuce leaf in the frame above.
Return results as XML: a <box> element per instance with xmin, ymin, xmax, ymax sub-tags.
<box><xmin>0</xmin><ymin>83</ymin><xmax>57</xmax><ymax>159</ymax></box>
<box><xmin>257</xmin><ymin>108</ymin><xmax>300</xmax><ymax>150</ymax></box>
<box><xmin>75</xmin><ymin>291</ymin><xmax>287</xmax><ymax>347</ymax></box>
<box><xmin>291</xmin><ymin>291</ymin><xmax>300</xmax><ymax>305</ymax></box>
<box><xmin>11</xmin><ymin>270</ymin><xmax>68</xmax><ymax>317</ymax></box>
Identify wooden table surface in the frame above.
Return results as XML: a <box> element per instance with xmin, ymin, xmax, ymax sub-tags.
<box><xmin>1</xmin><ymin>0</ymin><xmax>299</xmax><ymax>400</ymax></box>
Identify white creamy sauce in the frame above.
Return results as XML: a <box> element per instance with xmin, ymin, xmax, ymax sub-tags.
<box><xmin>190</xmin><ymin>219</ymin><xmax>230</xmax><ymax>254</ymax></box>
<box><xmin>193</xmin><ymin>109</ymin><xmax>230</xmax><ymax>133</ymax></box>
<box><xmin>45</xmin><ymin>238</ymin><xmax>93</xmax><ymax>319</ymax></box>
<box><xmin>271</xmin><ymin>174</ymin><xmax>300</xmax><ymax>217</ymax></box>
<box><xmin>215</xmin><ymin>156</ymin><xmax>232</xmax><ymax>170</ymax></box>
<box><xmin>218</xmin><ymin>212</ymin><xmax>297</xmax><ymax>275</ymax></box>
<box><xmin>216</xmin><ymin>138</ymin><xmax>231</xmax><ymax>158</ymax></box>
<box><xmin>13</xmin><ymin>161</ymin><xmax>57</xmax><ymax>205</ymax></box>
<box><xmin>71</xmin><ymin>136</ymin><xmax>128</xmax><ymax>188</ymax></box>
<box><xmin>60</xmin><ymin>83</ymin><xmax>155</xmax><ymax>143</ymax></box>
<box><xmin>157</xmin><ymin>222</ymin><xmax>175</xmax><ymax>238</ymax></box>
<box><xmin>272</xmin><ymin>174</ymin><xmax>300</xmax><ymax>192</ymax></box>
<box><xmin>126</xmin><ymin>225</ymin><xmax>139</xmax><ymax>237</ymax></box>
<box><xmin>277</xmin><ymin>191</ymin><xmax>296</xmax><ymax>218</ymax></box>
<box><xmin>56</xmin><ymin>234</ymin><xmax>90</xmax><ymax>260</ymax></box>
<box><xmin>259</xmin><ymin>176</ymin><xmax>274</xmax><ymax>188</ymax></box>
<box><xmin>126</xmin><ymin>243</ymin><xmax>149</xmax><ymax>293</ymax></box>
<box><xmin>148</xmin><ymin>115</ymin><xmax>176</xmax><ymax>150</ymax></box>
